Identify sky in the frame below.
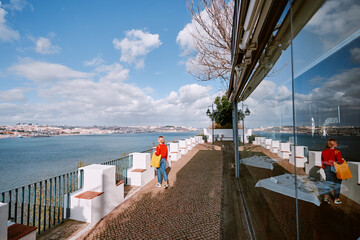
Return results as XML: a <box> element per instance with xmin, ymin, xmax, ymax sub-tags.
<box><xmin>0</xmin><ymin>0</ymin><xmax>224</xmax><ymax>127</ymax></box>
<box><xmin>1</xmin><ymin>0</ymin><xmax>359</xmax><ymax>130</ymax></box>
<box><xmin>243</xmin><ymin>0</ymin><xmax>360</xmax><ymax>128</ymax></box>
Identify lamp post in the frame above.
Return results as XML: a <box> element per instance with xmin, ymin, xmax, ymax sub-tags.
<box><xmin>206</xmin><ymin>104</ymin><xmax>214</xmax><ymax>145</ymax></box>
<box><xmin>239</xmin><ymin>103</ymin><xmax>250</xmax><ymax>146</ymax></box>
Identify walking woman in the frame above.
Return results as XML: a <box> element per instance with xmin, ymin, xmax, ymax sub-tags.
<box><xmin>155</xmin><ymin>136</ymin><xmax>169</xmax><ymax>189</ymax></box>
<box><xmin>321</xmin><ymin>139</ymin><xmax>344</xmax><ymax>204</ymax></box>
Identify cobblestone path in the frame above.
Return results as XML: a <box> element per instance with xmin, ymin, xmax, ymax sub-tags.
<box><xmin>79</xmin><ymin>144</ymin><xmax>222</xmax><ymax>240</ymax></box>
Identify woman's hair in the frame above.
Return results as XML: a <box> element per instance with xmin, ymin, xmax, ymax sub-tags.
<box><xmin>158</xmin><ymin>136</ymin><xmax>165</xmax><ymax>144</ymax></box>
<box><xmin>326</xmin><ymin>139</ymin><xmax>337</xmax><ymax>148</ymax></box>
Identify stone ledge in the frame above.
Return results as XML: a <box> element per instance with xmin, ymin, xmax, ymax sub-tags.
<box><xmin>116</xmin><ymin>180</ymin><xmax>125</xmax><ymax>186</ymax></box>
<box><xmin>8</xmin><ymin>223</ymin><xmax>37</xmax><ymax>240</ymax></box>
<box><xmin>131</xmin><ymin>169</ymin><xmax>146</xmax><ymax>173</ymax></box>
<box><xmin>75</xmin><ymin>191</ymin><xmax>104</xmax><ymax>200</ymax></box>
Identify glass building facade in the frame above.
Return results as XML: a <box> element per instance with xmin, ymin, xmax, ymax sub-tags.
<box><xmin>233</xmin><ymin>0</ymin><xmax>360</xmax><ymax>239</ymax></box>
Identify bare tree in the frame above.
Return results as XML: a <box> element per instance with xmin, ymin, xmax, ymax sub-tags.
<box><xmin>185</xmin><ymin>0</ymin><xmax>234</xmax><ymax>84</ymax></box>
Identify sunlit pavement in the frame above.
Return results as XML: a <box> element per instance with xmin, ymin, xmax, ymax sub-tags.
<box><xmin>78</xmin><ymin>143</ymin><xmax>222</xmax><ymax>240</ymax></box>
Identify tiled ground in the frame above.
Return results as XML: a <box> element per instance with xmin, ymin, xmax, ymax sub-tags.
<box><xmin>79</xmin><ymin>143</ymin><xmax>222</xmax><ymax>240</ymax></box>
<box><xmin>37</xmin><ymin>220</ymin><xmax>88</xmax><ymax>240</ymax></box>
<box><xmin>239</xmin><ymin>144</ymin><xmax>360</xmax><ymax>240</ymax></box>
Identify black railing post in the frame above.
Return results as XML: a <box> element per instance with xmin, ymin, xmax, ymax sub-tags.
<box><xmin>49</xmin><ymin>178</ymin><xmax>52</xmax><ymax>228</ymax></box>
<box><xmin>21</xmin><ymin>187</ymin><xmax>24</xmax><ymax>224</ymax></box>
<box><xmin>14</xmin><ymin>189</ymin><xmax>18</xmax><ymax>222</ymax></box>
<box><xmin>38</xmin><ymin>181</ymin><xmax>42</xmax><ymax>234</ymax></box>
<box><xmin>43</xmin><ymin>180</ymin><xmax>47</xmax><ymax>232</ymax></box>
<box><xmin>27</xmin><ymin>185</ymin><xmax>31</xmax><ymax>225</ymax></box>
<box><xmin>33</xmin><ymin>183</ymin><xmax>36</xmax><ymax>227</ymax></box>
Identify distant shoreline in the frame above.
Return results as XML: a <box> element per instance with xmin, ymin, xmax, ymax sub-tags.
<box><xmin>0</xmin><ymin>130</ymin><xmax>201</xmax><ymax>139</ymax></box>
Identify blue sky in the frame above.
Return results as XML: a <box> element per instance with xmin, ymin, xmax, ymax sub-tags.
<box><xmin>244</xmin><ymin>0</ymin><xmax>360</xmax><ymax>128</ymax></box>
<box><xmin>2</xmin><ymin>0</ymin><xmax>359</xmax><ymax>129</ymax></box>
<box><xmin>0</xmin><ymin>0</ymin><xmax>222</xmax><ymax>127</ymax></box>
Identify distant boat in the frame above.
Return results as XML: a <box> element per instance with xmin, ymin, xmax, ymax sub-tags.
<box><xmin>17</xmin><ymin>135</ymin><xmax>23</xmax><ymax>138</ymax></box>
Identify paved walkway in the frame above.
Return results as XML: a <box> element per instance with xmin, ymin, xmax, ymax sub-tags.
<box><xmin>79</xmin><ymin>143</ymin><xmax>223</xmax><ymax>240</ymax></box>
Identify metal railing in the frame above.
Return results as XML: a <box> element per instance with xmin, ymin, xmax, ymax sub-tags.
<box><xmin>0</xmin><ymin>142</ymin><xmax>179</xmax><ymax>235</ymax></box>
<box><xmin>0</xmin><ymin>170</ymin><xmax>83</xmax><ymax>234</ymax></box>
<box><xmin>0</xmin><ymin>153</ymin><xmax>135</xmax><ymax>235</ymax></box>
<box><xmin>101</xmin><ymin>155</ymin><xmax>133</xmax><ymax>184</ymax></box>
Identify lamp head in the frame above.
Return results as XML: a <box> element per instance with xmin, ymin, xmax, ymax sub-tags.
<box><xmin>206</xmin><ymin>108</ymin><xmax>211</xmax><ymax>116</ymax></box>
<box><xmin>245</xmin><ymin>108</ymin><xmax>250</xmax><ymax>116</ymax></box>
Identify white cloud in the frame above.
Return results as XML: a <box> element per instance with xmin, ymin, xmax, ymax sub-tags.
<box><xmin>176</xmin><ymin>10</ymin><xmax>207</xmax><ymax>73</ymax></box>
<box><xmin>0</xmin><ymin>3</ymin><xmax>20</xmax><ymax>41</ymax></box>
<box><xmin>306</xmin><ymin>0</ymin><xmax>360</xmax><ymax>47</ymax></box>
<box><xmin>95</xmin><ymin>63</ymin><xmax>129</xmax><ymax>82</ymax></box>
<box><xmin>31</xmin><ymin>81</ymin><xmax>213</xmax><ymax>126</ymax></box>
<box><xmin>4</xmin><ymin>0</ymin><xmax>32</xmax><ymax>12</ymax></box>
<box><xmin>176</xmin><ymin>5</ymin><xmax>231</xmax><ymax>78</ymax></box>
<box><xmin>178</xmin><ymin>84</ymin><xmax>212</xmax><ymax>103</ymax></box>
<box><xmin>84</xmin><ymin>56</ymin><xmax>104</xmax><ymax>66</ymax></box>
<box><xmin>350</xmin><ymin>47</ymin><xmax>360</xmax><ymax>63</ymax></box>
<box><xmin>245</xmin><ymin>80</ymin><xmax>293</xmax><ymax>128</ymax></box>
<box><xmin>9</xmin><ymin>58</ymin><xmax>91</xmax><ymax>82</ymax></box>
<box><xmin>176</xmin><ymin>22</ymin><xmax>196</xmax><ymax>52</ymax></box>
<box><xmin>35</xmin><ymin>37</ymin><xmax>61</xmax><ymax>54</ymax></box>
<box><xmin>0</xmin><ymin>88</ymin><xmax>27</xmax><ymax>102</ymax></box>
<box><xmin>307</xmin><ymin>67</ymin><xmax>360</xmax><ymax>109</ymax></box>
<box><xmin>113</xmin><ymin>29</ymin><xmax>162</xmax><ymax>68</ymax></box>
<box><xmin>245</xmin><ymin>66</ymin><xmax>360</xmax><ymax>128</ymax></box>
<box><xmin>2</xmin><ymin>59</ymin><xmax>215</xmax><ymax>127</ymax></box>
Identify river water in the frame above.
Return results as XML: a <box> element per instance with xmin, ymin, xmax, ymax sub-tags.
<box><xmin>0</xmin><ymin>132</ymin><xmax>200</xmax><ymax>192</ymax></box>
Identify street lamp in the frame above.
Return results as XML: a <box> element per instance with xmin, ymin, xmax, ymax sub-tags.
<box><xmin>206</xmin><ymin>104</ymin><xmax>214</xmax><ymax>145</ymax></box>
<box><xmin>239</xmin><ymin>103</ymin><xmax>250</xmax><ymax>146</ymax></box>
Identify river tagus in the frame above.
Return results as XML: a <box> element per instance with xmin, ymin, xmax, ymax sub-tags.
<box><xmin>0</xmin><ymin>131</ymin><xmax>200</xmax><ymax>192</ymax></box>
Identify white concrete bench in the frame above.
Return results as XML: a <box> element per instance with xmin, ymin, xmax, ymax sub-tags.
<box><xmin>260</xmin><ymin>137</ymin><xmax>266</xmax><ymax>147</ymax></box>
<box><xmin>169</xmin><ymin>142</ymin><xmax>181</xmax><ymax>161</ymax></box>
<box><xmin>164</xmin><ymin>145</ymin><xmax>172</xmax><ymax>168</ymax></box>
<box><xmin>195</xmin><ymin>136</ymin><xmax>204</xmax><ymax>144</ymax></box>
<box><xmin>186</xmin><ymin>139</ymin><xmax>193</xmax><ymax>150</ymax></box>
<box><xmin>289</xmin><ymin>146</ymin><xmax>308</xmax><ymax>168</ymax></box>
<box><xmin>69</xmin><ymin>164</ymin><xmax>125</xmax><ymax>224</ymax></box>
<box><xmin>179</xmin><ymin>140</ymin><xmax>188</xmax><ymax>155</ymax></box>
<box><xmin>305</xmin><ymin>151</ymin><xmax>325</xmax><ymax>180</ymax></box>
<box><xmin>278</xmin><ymin>142</ymin><xmax>291</xmax><ymax>159</ymax></box>
<box><xmin>0</xmin><ymin>203</ymin><xmax>6</xmax><ymax>240</ymax></box>
<box><xmin>270</xmin><ymin>140</ymin><xmax>280</xmax><ymax>153</ymax></box>
<box><xmin>265</xmin><ymin>138</ymin><xmax>272</xmax><ymax>150</ymax></box>
<box><xmin>253</xmin><ymin>137</ymin><xmax>261</xmax><ymax>145</ymax></box>
<box><xmin>1</xmin><ymin>203</ymin><xmax>37</xmax><ymax>240</ymax></box>
<box><xmin>191</xmin><ymin>137</ymin><xmax>196</xmax><ymax>147</ymax></box>
<box><xmin>127</xmin><ymin>153</ymin><xmax>154</xmax><ymax>186</ymax></box>
<box><xmin>341</xmin><ymin>162</ymin><xmax>360</xmax><ymax>205</ymax></box>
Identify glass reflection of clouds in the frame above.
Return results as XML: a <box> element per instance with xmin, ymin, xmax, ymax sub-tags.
<box><xmin>246</xmin><ymin>0</ymin><xmax>360</xmax><ymax>161</ymax></box>
<box><xmin>246</xmin><ymin>0</ymin><xmax>360</xmax><ymax>129</ymax></box>
<box><xmin>295</xmin><ymin>36</ymin><xmax>360</xmax><ymax>127</ymax></box>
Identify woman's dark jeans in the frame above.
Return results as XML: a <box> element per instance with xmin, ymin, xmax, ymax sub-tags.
<box><xmin>324</xmin><ymin>165</ymin><xmax>342</xmax><ymax>198</ymax></box>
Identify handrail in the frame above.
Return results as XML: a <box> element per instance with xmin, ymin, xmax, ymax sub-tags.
<box><xmin>0</xmin><ymin>155</ymin><xmax>133</xmax><ymax>235</ymax></box>
<box><xmin>0</xmin><ymin>136</ymin><xmax>194</xmax><ymax>235</ymax></box>
<box><xmin>0</xmin><ymin>170</ymin><xmax>81</xmax><ymax>234</ymax></box>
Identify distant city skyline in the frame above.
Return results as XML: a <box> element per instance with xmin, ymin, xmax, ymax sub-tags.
<box><xmin>0</xmin><ymin>123</ymin><xmax>199</xmax><ymax>139</ymax></box>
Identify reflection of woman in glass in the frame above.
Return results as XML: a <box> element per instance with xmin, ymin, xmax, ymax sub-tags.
<box><xmin>321</xmin><ymin>139</ymin><xmax>344</xmax><ymax>204</ymax></box>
